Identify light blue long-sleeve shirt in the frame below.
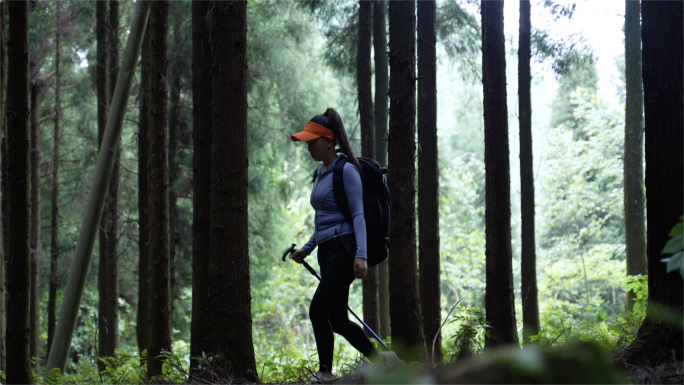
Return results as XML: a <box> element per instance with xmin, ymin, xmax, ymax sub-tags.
<box><xmin>301</xmin><ymin>157</ymin><xmax>367</xmax><ymax>260</ymax></box>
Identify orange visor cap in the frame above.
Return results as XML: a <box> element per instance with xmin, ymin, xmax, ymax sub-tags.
<box><xmin>291</xmin><ymin>121</ymin><xmax>335</xmax><ymax>142</ymax></box>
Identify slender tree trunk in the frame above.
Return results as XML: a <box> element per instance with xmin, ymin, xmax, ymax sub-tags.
<box><xmin>209</xmin><ymin>1</ymin><xmax>257</xmax><ymax>380</ymax></box>
<box><xmin>167</xmin><ymin>4</ymin><xmax>182</xmax><ymax>318</ymax></box>
<box><xmin>96</xmin><ymin>0</ymin><xmax>117</xmax><ymax>367</ymax></box>
<box><xmin>29</xmin><ymin>76</ymin><xmax>42</xmax><ymax>372</ymax></box>
<box><xmin>624</xmin><ymin>0</ymin><xmax>646</xmax><ymax>310</ymax></box>
<box><xmin>621</xmin><ymin>0</ymin><xmax>683</xmax><ymax>366</ymax></box>
<box><xmin>45</xmin><ymin>1</ymin><xmax>150</xmax><ymax>373</ymax></box>
<box><xmin>387</xmin><ymin>0</ymin><xmax>426</xmax><ymax>361</ymax></box>
<box><xmin>518</xmin><ymin>0</ymin><xmax>539</xmax><ymax>342</ymax></box>
<box><xmin>481</xmin><ymin>0</ymin><xmax>518</xmax><ymax>347</ymax></box>
<box><xmin>190</xmin><ymin>0</ymin><xmax>213</xmax><ymax>374</ymax></box>
<box><xmin>105</xmin><ymin>0</ymin><xmax>120</xmax><ymax>358</ymax></box>
<box><xmin>136</xmin><ymin>22</ymin><xmax>151</xmax><ymax>356</ymax></box>
<box><xmin>47</xmin><ymin>0</ymin><xmax>62</xmax><ymax>354</ymax></box>
<box><xmin>358</xmin><ymin>0</ymin><xmax>380</xmax><ymax>336</ymax></box>
<box><xmin>373</xmin><ymin>0</ymin><xmax>390</xmax><ymax>339</ymax></box>
<box><xmin>6</xmin><ymin>1</ymin><xmax>31</xmax><ymax>382</ymax></box>
<box><xmin>417</xmin><ymin>0</ymin><xmax>441</xmax><ymax>364</ymax></box>
<box><xmin>147</xmin><ymin>0</ymin><xmax>171</xmax><ymax>378</ymax></box>
<box><xmin>0</xmin><ymin>0</ymin><xmax>6</xmax><ymax>371</ymax></box>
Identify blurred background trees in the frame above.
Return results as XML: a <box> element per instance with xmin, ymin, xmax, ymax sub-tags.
<box><xmin>0</xmin><ymin>0</ymin><xmax>680</xmax><ymax>382</ymax></box>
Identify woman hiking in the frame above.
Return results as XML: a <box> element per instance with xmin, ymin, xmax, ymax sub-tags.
<box><xmin>289</xmin><ymin>108</ymin><xmax>379</xmax><ymax>380</ymax></box>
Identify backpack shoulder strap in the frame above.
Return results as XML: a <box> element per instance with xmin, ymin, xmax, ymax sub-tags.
<box><xmin>332</xmin><ymin>155</ymin><xmax>351</xmax><ymax>220</ymax></box>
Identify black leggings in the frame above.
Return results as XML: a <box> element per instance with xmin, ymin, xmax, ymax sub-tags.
<box><xmin>310</xmin><ymin>235</ymin><xmax>377</xmax><ymax>373</ymax></box>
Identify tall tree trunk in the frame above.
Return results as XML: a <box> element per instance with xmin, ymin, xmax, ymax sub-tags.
<box><xmin>136</xmin><ymin>22</ymin><xmax>151</xmax><ymax>356</ymax></box>
<box><xmin>167</xmin><ymin>3</ymin><xmax>182</xmax><ymax>318</ymax></box>
<box><xmin>518</xmin><ymin>0</ymin><xmax>539</xmax><ymax>342</ymax></box>
<box><xmin>481</xmin><ymin>0</ymin><xmax>518</xmax><ymax>347</ymax></box>
<box><xmin>96</xmin><ymin>0</ymin><xmax>117</xmax><ymax>367</ymax></box>
<box><xmin>209</xmin><ymin>1</ymin><xmax>257</xmax><ymax>381</ymax></box>
<box><xmin>45</xmin><ymin>1</ymin><xmax>150</xmax><ymax>374</ymax></box>
<box><xmin>387</xmin><ymin>0</ymin><xmax>425</xmax><ymax>361</ymax></box>
<box><xmin>417</xmin><ymin>0</ymin><xmax>441</xmax><ymax>364</ymax></box>
<box><xmin>621</xmin><ymin>0</ymin><xmax>683</xmax><ymax>366</ymax></box>
<box><xmin>6</xmin><ymin>1</ymin><xmax>31</xmax><ymax>382</ymax></box>
<box><xmin>623</xmin><ymin>0</ymin><xmax>646</xmax><ymax>309</ymax></box>
<box><xmin>47</xmin><ymin>0</ymin><xmax>62</xmax><ymax>354</ymax></box>
<box><xmin>358</xmin><ymin>0</ymin><xmax>380</xmax><ymax>336</ymax></box>
<box><xmin>147</xmin><ymin>0</ymin><xmax>171</xmax><ymax>379</ymax></box>
<box><xmin>29</xmin><ymin>75</ymin><xmax>42</xmax><ymax>372</ymax></box>
<box><xmin>373</xmin><ymin>0</ymin><xmax>390</xmax><ymax>339</ymax></box>
<box><xmin>190</xmin><ymin>0</ymin><xmax>213</xmax><ymax>374</ymax></box>
<box><xmin>0</xmin><ymin>0</ymin><xmax>6</xmax><ymax>371</ymax></box>
<box><xmin>105</xmin><ymin>0</ymin><xmax>120</xmax><ymax>358</ymax></box>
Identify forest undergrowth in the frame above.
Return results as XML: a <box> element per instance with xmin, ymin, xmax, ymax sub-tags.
<box><xmin>13</xmin><ymin>276</ymin><xmax>682</xmax><ymax>385</ymax></box>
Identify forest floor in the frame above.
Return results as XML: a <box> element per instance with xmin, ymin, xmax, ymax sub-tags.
<box><xmin>283</xmin><ymin>362</ymin><xmax>684</xmax><ymax>385</ymax></box>
<box><xmin>621</xmin><ymin>361</ymin><xmax>683</xmax><ymax>385</ymax></box>
<box><xmin>184</xmin><ymin>356</ymin><xmax>683</xmax><ymax>385</ymax></box>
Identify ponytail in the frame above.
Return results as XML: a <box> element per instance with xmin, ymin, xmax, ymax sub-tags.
<box><xmin>310</xmin><ymin>108</ymin><xmax>363</xmax><ymax>173</ymax></box>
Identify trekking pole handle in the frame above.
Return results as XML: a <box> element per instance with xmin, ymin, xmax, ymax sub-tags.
<box><xmin>282</xmin><ymin>243</ymin><xmax>296</xmax><ymax>261</ymax></box>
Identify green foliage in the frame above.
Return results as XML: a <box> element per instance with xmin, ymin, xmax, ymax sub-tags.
<box><xmin>295</xmin><ymin>0</ymin><xmax>358</xmax><ymax>76</ymax></box>
<box><xmin>541</xmin><ymin>0</ymin><xmax>577</xmax><ymax>20</ymax></box>
<box><xmin>439</xmin><ymin>155</ymin><xmax>486</xmax><ymax>308</ymax></box>
<box><xmin>441</xmin><ymin>305</ymin><xmax>488</xmax><ymax>362</ymax></box>
<box><xmin>661</xmin><ymin>217</ymin><xmax>684</xmax><ymax>278</ymax></box>
<box><xmin>435</xmin><ymin>0</ymin><xmax>481</xmax><ymax>78</ymax></box>
<box><xmin>39</xmin><ymin>342</ymin><xmax>190</xmax><ymax>385</ymax></box>
<box><xmin>538</xmin><ymin>88</ymin><xmax>624</xmax><ymax>253</ymax></box>
<box><xmin>549</xmin><ymin>58</ymin><xmax>599</xmax><ymax>133</ymax></box>
<box><xmin>531</xmin><ymin>275</ymin><xmax>647</xmax><ymax>350</ymax></box>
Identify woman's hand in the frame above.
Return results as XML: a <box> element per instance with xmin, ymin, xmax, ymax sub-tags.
<box><xmin>290</xmin><ymin>248</ymin><xmax>307</xmax><ymax>264</ymax></box>
<box><xmin>353</xmin><ymin>257</ymin><xmax>368</xmax><ymax>279</ymax></box>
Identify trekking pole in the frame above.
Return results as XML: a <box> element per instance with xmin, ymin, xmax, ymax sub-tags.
<box><xmin>282</xmin><ymin>243</ymin><xmax>390</xmax><ymax>351</ymax></box>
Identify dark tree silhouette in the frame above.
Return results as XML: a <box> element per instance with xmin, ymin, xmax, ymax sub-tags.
<box><xmin>208</xmin><ymin>1</ymin><xmax>258</xmax><ymax>380</ymax></box>
<box><xmin>518</xmin><ymin>0</ymin><xmax>539</xmax><ymax>341</ymax></box>
<box><xmin>190</xmin><ymin>0</ymin><xmax>213</xmax><ymax>374</ymax></box>
<box><xmin>387</xmin><ymin>0</ymin><xmax>426</xmax><ymax>361</ymax></box>
<box><xmin>147</xmin><ymin>0</ymin><xmax>172</xmax><ymax>378</ymax></box>
<box><xmin>620</xmin><ymin>0</ymin><xmax>683</xmax><ymax>367</ymax></box>
<box><xmin>373</xmin><ymin>0</ymin><xmax>391</xmax><ymax>339</ymax></box>
<box><xmin>358</xmin><ymin>0</ymin><xmax>380</xmax><ymax>335</ymax></box>
<box><xmin>6</xmin><ymin>1</ymin><xmax>31</xmax><ymax>382</ymax></box>
<box><xmin>137</xmin><ymin>22</ymin><xmax>151</xmax><ymax>356</ymax></box>
<box><xmin>417</xmin><ymin>0</ymin><xmax>441</xmax><ymax>364</ymax></box>
<box><xmin>481</xmin><ymin>0</ymin><xmax>518</xmax><ymax>347</ymax></box>
<box><xmin>623</xmin><ymin>0</ymin><xmax>646</xmax><ymax>309</ymax></box>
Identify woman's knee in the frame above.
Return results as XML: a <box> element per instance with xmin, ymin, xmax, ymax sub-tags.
<box><xmin>309</xmin><ymin>297</ymin><xmax>327</xmax><ymax>323</ymax></box>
